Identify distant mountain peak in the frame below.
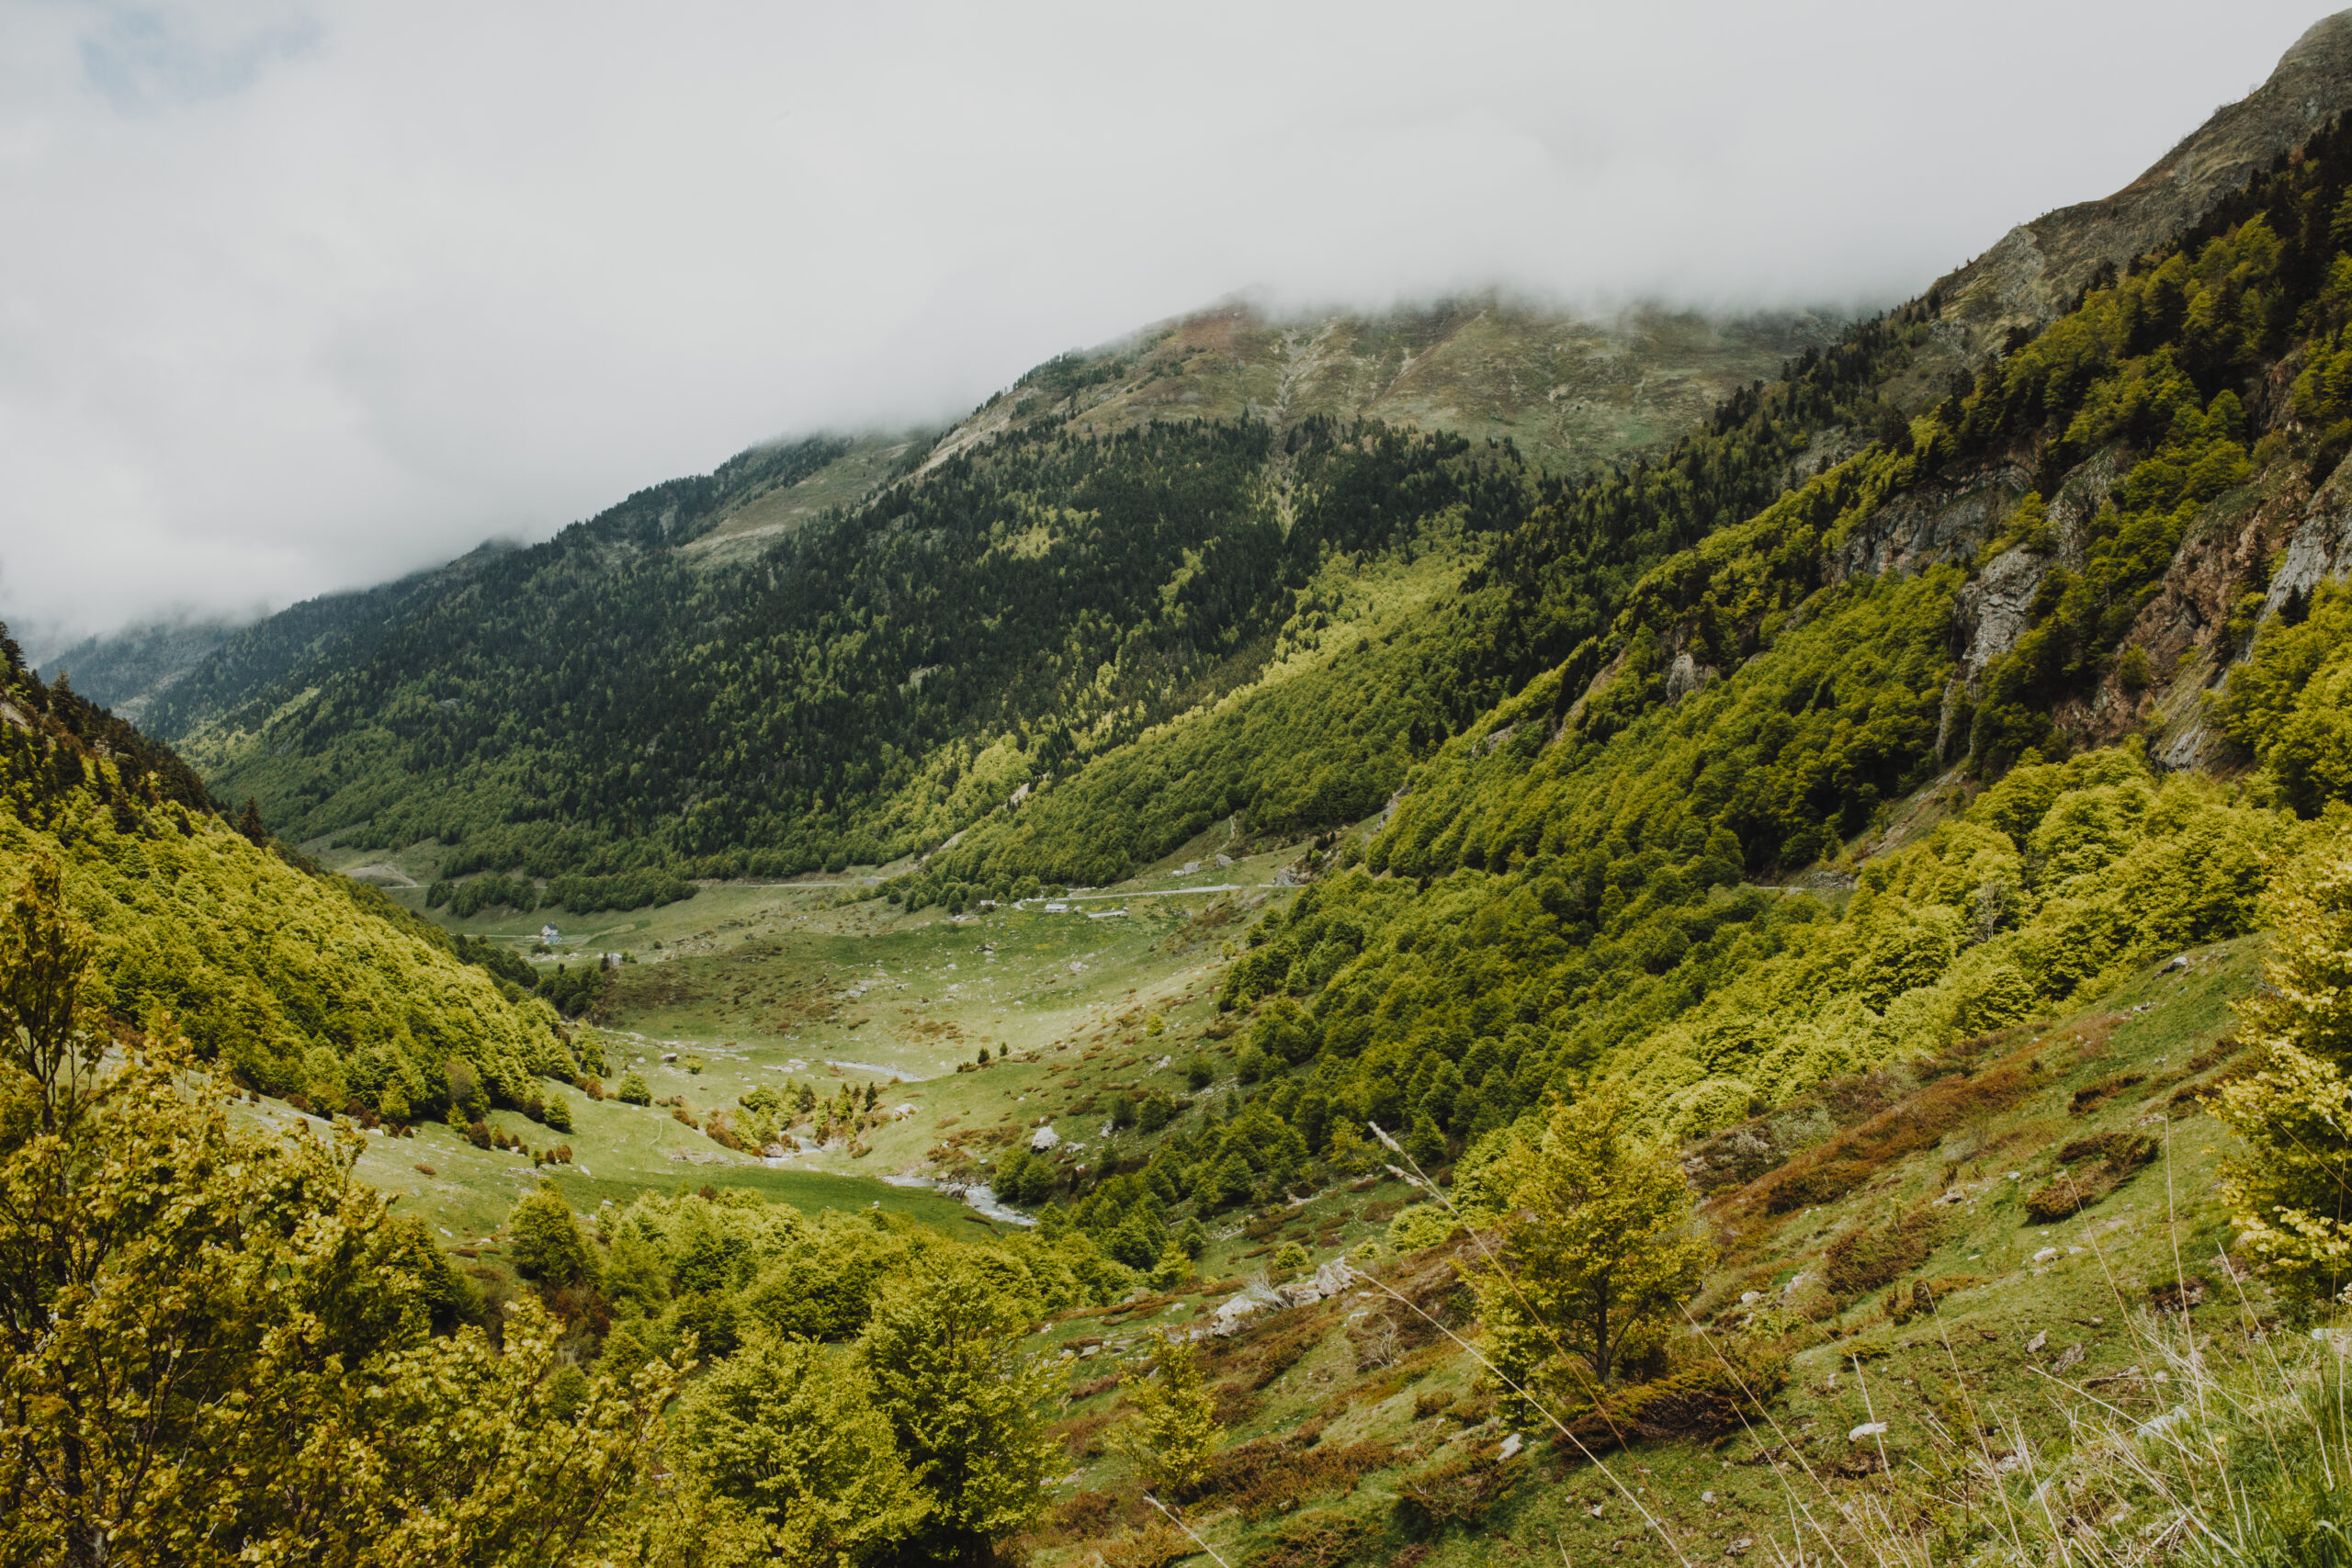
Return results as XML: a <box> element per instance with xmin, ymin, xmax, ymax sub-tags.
<box><xmin>1936</xmin><ymin>7</ymin><xmax>2352</xmax><ymax>354</ymax></box>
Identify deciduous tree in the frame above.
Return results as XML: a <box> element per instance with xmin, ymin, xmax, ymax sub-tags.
<box><xmin>860</xmin><ymin>1257</ymin><xmax>1060</xmax><ymax>1568</ymax></box>
<box><xmin>1464</xmin><ymin>1089</ymin><xmax>1712</xmax><ymax>1410</ymax></box>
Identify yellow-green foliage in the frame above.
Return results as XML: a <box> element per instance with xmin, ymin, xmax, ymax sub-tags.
<box><xmin>1378</xmin><ymin>564</ymin><xmax>1960</xmax><ymax>884</ymax></box>
<box><xmin>594</xmin><ymin>1187</ymin><xmax>1140</xmax><ymax>1363</ymax></box>
<box><xmin>1214</xmin><ymin>735</ymin><xmax>2293</xmax><ymax>1171</ymax></box>
<box><xmin>1616</xmin><ymin>749</ymin><xmax>2290</xmax><ymax>1117</ymax></box>
<box><xmin>0</xmin><ymin>785</ymin><xmax>573</xmax><ymax>1113</ymax></box>
<box><xmin>668</xmin><ymin>1330</ymin><xmax>927</xmax><ymax>1568</ymax></box>
<box><xmin>2219</xmin><ymin>582</ymin><xmax>2352</xmax><ymax>815</ymax></box>
<box><xmin>2219</xmin><ymin>829</ymin><xmax>2352</xmax><ymax>1297</ymax></box>
<box><xmin>0</xmin><ymin>875</ymin><xmax>670</xmax><ymax>1565</ymax></box>
<box><xmin>1464</xmin><ymin>1091</ymin><xmax>1712</xmax><ymax>1399</ymax></box>
<box><xmin>1112</xmin><ymin>1335</ymin><xmax>1224</xmax><ymax>1494</ymax></box>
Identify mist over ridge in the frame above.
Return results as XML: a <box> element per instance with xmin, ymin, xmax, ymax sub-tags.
<box><xmin>3</xmin><ymin>0</ymin><xmax>2334</xmax><ymax>650</ymax></box>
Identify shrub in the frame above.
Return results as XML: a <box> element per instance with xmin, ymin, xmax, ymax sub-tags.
<box><xmin>507</xmin><ymin>1184</ymin><xmax>598</xmax><ymax>1288</ymax></box>
<box><xmin>1822</xmin><ymin>1204</ymin><xmax>1946</xmax><ymax>1299</ymax></box>
<box><xmin>1385</xmin><ymin>1205</ymin><xmax>1456</xmax><ymax>1254</ymax></box>
<box><xmin>1102</xmin><ymin>1525</ymin><xmax>1193</xmax><ymax>1568</ymax></box>
<box><xmin>1111</xmin><ymin>1337</ymin><xmax>1223</xmax><ymax>1495</ymax></box>
<box><xmin>541</xmin><ymin>1095</ymin><xmax>572</xmax><ymax>1134</ymax></box>
<box><xmin>1197</xmin><ymin>1436</ymin><xmax>1396</xmax><ymax>1520</ymax></box>
<box><xmin>2069</xmin><ymin>1073</ymin><xmax>2147</xmax><ymax>1114</ymax></box>
<box><xmin>1550</xmin><ymin>1338</ymin><xmax>1789</xmax><ymax>1453</ymax></box>
<box><xmin>2023</xmin><ymin>1132</ymin><xmax>2158</xmax><ymax>1222</ymax></box>
<box><xmin>616</xmin><ymin>1072</ymin><xmax>651</xmax><ymax>1106</ymax></box>
<box><xmin>1885</xmin><ymin>1273</ymin><xmax>1987</xmax><ymax>1325</ymax></box>
<box><xmin>1248</xmin><ymin>1510</ymin><xmax>1375</xmax><ymax>1568</ymax></box>
<box><xmin>1391</xmin><ymin>1439</ymin><xmax>1530</xmax><ymax>1533</ymax></box>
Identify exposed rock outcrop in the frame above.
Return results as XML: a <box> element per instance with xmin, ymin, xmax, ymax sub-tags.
<box><xmin>1934</xmin><ymin>13</ymin><xmax>2352</xmax><ymax>361</ymax></box>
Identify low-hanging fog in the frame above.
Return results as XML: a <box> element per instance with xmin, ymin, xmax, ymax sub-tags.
<box><xmin>0</xmin><ymin>0</ymin><xmax>2330</xmax><ymax>650</ymax></box>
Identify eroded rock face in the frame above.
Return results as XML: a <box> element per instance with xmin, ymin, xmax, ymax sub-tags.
<box><xmin>1955</xmin><ymin>547</ymin><xmax>2048</xmax><ymax>685</ymax></box>
<box><xmin>1664</xmin><ymin>651</ymin><xmax>1717</xmax><ymax>702</ymax></box>
<box><xmin>1830</xmin><ymin>475</ymin><xmax>2020</xmax><ymax>584</ymax></box>
<box><xmin>2269</xmin><ymin>453</ymin><xmax>2352</xmax><ymax>613</ymax></box>
<box><xmin>1935</xmin><ymin>13</ymin><xmax>2352</xmax><ymax>361</ymax></box>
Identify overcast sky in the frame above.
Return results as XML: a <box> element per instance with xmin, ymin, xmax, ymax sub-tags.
<box><xmin>1</xmin><ymin>0</ymin><xmax>2335</xmax><ymax>653</ymax></box>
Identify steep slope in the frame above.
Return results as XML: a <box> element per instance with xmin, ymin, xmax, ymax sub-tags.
<box><xmin>0</xmin><ymin>624</ymin><xmax>590</xmax><ymax>1118</ymax></box>
<box><xmin>113</xmin><ymin>297</ymin><xmax>1826</xmax><ymax>902</ymax></box>
<box><xmin>32</xmin><ymin>615</ymin><xmax>242</xmax><ymax>723</ymax></box>
<box><xmin>877</xmin><ymin>35</ymin><xmax>2352</xmax><ymax>1262</ymax></box>
<box><xmin>1917</xmin><ymin>10</ymin><xmax>2352</xmax><ymax>375</ymax></box>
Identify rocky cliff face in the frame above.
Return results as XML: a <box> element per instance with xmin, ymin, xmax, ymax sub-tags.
<box><xmin>1933</xmin><ymin>12</ymin><xmax>2352</xmax><ymax>361</ymax></box>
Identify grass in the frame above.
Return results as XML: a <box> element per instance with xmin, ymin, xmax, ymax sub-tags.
<box><xmin>300</xmin><ymin>833</ymin><xmax>1385</xmax><ymax>1283</ymax></box>
<box><xmin>1001</xmin><ymin>934</ymin><xmax>2295</xmax><ymax>1568</ymax></box>
<box><xmin>292</xmin><ymin>820</ymin><xmax>2320</xmax><ymax>1568</ymax></box>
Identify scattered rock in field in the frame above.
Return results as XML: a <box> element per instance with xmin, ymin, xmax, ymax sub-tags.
<box><xmin>1030</xmin><ymin>1125</ymin><xmax>1060</xmax><ymax>1151</ymax></box>
<box><xmin>2033</xmin><ymin>1247</ymin><xmax>2061</xmax><ymax>1264</ymax></box>
<box><xmin>2026</xmin><ymin>1330</ymin><xmax>2048</xmax><ymax>1353</ymax></box>
<box><xmin>1849</xmin><ymin>1422</ymin><xmax>1888</xmax><ymax>1441</ymax></box>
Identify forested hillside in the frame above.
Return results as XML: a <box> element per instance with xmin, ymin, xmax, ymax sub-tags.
<box><xmin>0</xmin><ymin>626</ymin><xmax>589</xmax><ymax>1116</ymax></box>
<box><xmin>78</xmin><ymin>299</ymin><xmax>1826</xmax><ymax>911</ymax></box>
<box><xmin>180</xmin><ymin>419</ymin><xmax>1553</xmax><ymax>893</ymax></box>
<box><xmin>20</xmin><ymin>15</ymin><xmax>2352</xmax><ymax>1568</ymax></box>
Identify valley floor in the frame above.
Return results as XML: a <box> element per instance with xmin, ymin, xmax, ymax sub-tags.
<box><xmin>304</xmin><ymin>829</ymin><xmax>2284</xmax><ymax>1568</ymax></box>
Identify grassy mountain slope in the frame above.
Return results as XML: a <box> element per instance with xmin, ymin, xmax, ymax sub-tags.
<box><xmin>937</xmin><ymin>297</ymin><xmax>1839</xmax><ymax>481</ymax></box>
<box><xmin>25</xmin><ymin>18</ymin><xmax>2352</xmax><ymax>1563</ymax></box>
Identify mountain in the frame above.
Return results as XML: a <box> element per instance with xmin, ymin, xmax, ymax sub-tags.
<box><xmin>19</xmin><ymin>13</ymin><xmax>2352</xmax><ymax>1568</ymax></box>
<box><xmin>133</xmin><ymin>0</ymin><xmax>2352</xmax><ymax>911</ymax></box>
<box><xmin>31</xmin><ymin>615</ymin><xmax>243</xmax><ymax>723</ymax></box>
<box><xmin>1933</xmin><ymin>10</ymin><xmax>2352</xmax><ymax>362</ymax></box>
<box><xmin>0</xmin><ymin>628</ymin><xmax>592</xmax><ymax>1112</ymax></box>
<box><xmin>118</xmin><ymin>299</ymin><xmax>1834</xmax><ymax>897</ymax></box>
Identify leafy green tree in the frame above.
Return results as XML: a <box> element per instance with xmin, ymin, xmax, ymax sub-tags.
<box><xmin>0</xmin><ymin>859</ymin><xmax>671</xmax><ymax>1566</ymax></box>
<box><xmin>1110</xmin><ymin>1335</ymin><xmax>1222</xmax><ymax>1496</ymax></box>
<box><xmin>1464</xmin><ymin>1090</ymin><xmax>1713</xmax><ymax>1404</ymax></box>
<box><xmin>672</xmin><ymin>1331</ymin><xmax>925</xmax><ymax>1567</ymax></box>
<box><xmin>617</xmin><ymin>1071</ymin><xmax>653</xmax><ymax>1105</ymax></box>
<box><xmin>1403</xmin><ymin>1109</ymin><xmax>1448</xmax><ymax>1169</ymax></box>
<box><xmin>509</xmin><ymin>1183</ymin><xmax>600</xmax><ymax>1289</ymax></box>
<box><xmin>861</xmin><ymin>1256</ymin><xmax>1062</xmax><ymax>1566</ymax></box>
<box><xmin>2220</xmin><ymin>834</ymin><xmax>2352</xmax><ymax>1295</ymax></box>
<box><xmin>1148</xmin><ymin>1246</ymin><xmax>1193</xmax><ymax>1292</ymax></box>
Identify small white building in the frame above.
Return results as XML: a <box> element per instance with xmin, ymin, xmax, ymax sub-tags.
<box><xmin>541</xmin><ymin>924</ymin><xmax>560</xmax><ymax>944</ymax></box>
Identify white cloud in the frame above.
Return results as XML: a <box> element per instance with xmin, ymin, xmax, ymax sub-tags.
<box><xmin>0</xmin><ymin>0</ymin><xmax>2330</xmax><ymax>648</ymax></box>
